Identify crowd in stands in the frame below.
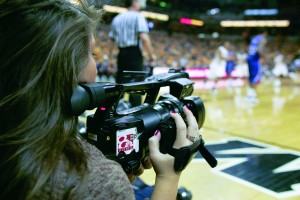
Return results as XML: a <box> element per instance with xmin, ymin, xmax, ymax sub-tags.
<box><xmin>94</xmin><ymin>25</ymin><xmax>300</xmax><ymax>76</ymax></box>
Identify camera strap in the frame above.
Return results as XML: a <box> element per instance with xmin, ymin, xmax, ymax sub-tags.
<box><xmin>168</xmin><ymin>136</ymin><xmax>204</xmax><ymax>172</ymax></box>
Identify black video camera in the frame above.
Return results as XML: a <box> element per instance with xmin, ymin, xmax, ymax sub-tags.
<box><xmin>71</xmin><ymin>69</ymin><xmax>217</xmax><ymax>173</ymax></box>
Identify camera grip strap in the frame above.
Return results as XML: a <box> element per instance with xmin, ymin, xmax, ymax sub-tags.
<box><xmin>168</xmin><ymin>138</ymin><xmax>202</xmax><ymax>172</ymax></box>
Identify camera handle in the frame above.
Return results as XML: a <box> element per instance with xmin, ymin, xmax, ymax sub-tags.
<box><xmin>198</xmin><ymin>142</ymin><xmax>218</xmax><ymax>168</ymax></box>
<box><xmin>168</xmin><ymin>136</ymin><xmax>217</xmax><ymax>172</ymax></box>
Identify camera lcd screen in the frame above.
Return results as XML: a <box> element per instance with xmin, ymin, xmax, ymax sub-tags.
<box><xmin>121</xmin><ymin>71</ymin><xmax>150</xmax><ymax>83</ymax></box>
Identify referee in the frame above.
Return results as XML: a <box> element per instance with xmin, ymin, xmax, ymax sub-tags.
<box><xmin>108</xmin><ymin>0</ymin><xmax>156</xmax><ymax>106</ymax></box>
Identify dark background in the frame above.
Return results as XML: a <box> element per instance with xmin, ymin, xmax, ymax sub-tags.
<box><xmin>90</xmin><ymin>0</ymin><xmax>300</xmax><ymax>37</ymax></box>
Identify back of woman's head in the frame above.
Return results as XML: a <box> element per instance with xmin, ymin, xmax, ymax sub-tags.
<box><xmin>0</xmin><ymin>0</ymin><xmax>100</xmax><ymax>199</ymax></box>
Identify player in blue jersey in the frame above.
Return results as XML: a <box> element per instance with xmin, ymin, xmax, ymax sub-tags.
<box><xmin>246</xmin><ymin>30</ymin><xmax>268</xmax><ymax>103</ymax></box>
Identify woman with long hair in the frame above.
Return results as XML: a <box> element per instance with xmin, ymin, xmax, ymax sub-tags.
<box><xmin>0</xmin><ymin>0</ymin><xmax>200</xmax><ymax>199</ymax></box>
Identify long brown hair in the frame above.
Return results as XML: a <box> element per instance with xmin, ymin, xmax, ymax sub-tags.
<box><xmin>0</xmin><ymin>0</ymin><xmax>101</xmax><ymax>199</ymax></box>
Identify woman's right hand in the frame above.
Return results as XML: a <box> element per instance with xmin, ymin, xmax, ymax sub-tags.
<box><xmin>148</xmin><ymin>106</ymin><xmax>200</xmax><ymax>199</ymax></box>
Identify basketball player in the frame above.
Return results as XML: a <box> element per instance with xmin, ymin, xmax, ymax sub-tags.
<box><xmin>272</xmin><ymin>53</ymin><xmax>289</xmax><ymax>87</ymax></box>
<box><xmin>207</xmin><ymin>41</ymin><xmax>230</xmax><ymax>93</ymax></box>
<box><xmin>225</xmin><ymin>44</ymin><xmax>236</xmax><ymax>88</ymax></box>
<box><xmin>235</xmin><ymin>51</ymin><xmax>249</xmax><ymax>78</ymax></box>
<box><xmin>246</xmin><ymin>30</ymin><xmax>268</xmax><ymax>103</ymax></box>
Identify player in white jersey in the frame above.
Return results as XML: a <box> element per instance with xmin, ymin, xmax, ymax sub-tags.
<box><xmin>235</xmin><ymin>52</ymin><xmax>249</xmax><ymax>78</ymax></box>
<box><xmin>273</xmin><ymin>54</ymin><xmax>288</xmax><ymax>77</ymax></box>
<box><xmin>208</xmin><ymin>42</ymin><xmax>229</xmax><ymax>79</ymax></box>
<box><xmin>272</xmin><ymin>54</ymin><xmax>289</xmax><ymax>88</ymax></box>
<box><xmin>207</xmin><ymin>42</ymin><xmax>230</xmax><ymax>92</ymax></box>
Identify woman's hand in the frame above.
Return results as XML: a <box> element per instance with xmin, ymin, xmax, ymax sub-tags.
<box><xmin>148</xmin><ymin>106</ymin><xmax>200</xmax><ymax>200</ymax></box>
<box><xmin>149</xmin><ymin>105</ymin><xmax>200</xmax><ymax>177</ymax></box>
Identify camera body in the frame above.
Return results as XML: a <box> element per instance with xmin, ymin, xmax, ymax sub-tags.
<box><xmin>72</xmin><ymin>69</ymin><xmax>216</xmax><ymax>173</ymax></box>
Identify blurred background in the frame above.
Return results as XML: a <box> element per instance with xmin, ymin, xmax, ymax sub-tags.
<box><xmin>87</xmin><ymin>0</ymin><xmax>300</xmax><ymax>76</ymax></box>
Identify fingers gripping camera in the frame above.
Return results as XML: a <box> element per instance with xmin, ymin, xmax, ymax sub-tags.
<box><xmin>71</xmin><ymin>69</ymin><xmax>217</xmax><ymax>173</ymax></box>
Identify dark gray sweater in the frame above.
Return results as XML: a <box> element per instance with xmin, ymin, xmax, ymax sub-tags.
<box><xmin>33</xmin><ymin>142</ymin><xmax>135</xmax><ymax>200</ymax></box>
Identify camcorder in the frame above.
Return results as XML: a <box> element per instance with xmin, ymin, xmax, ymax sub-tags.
<box><xmin>71</xmin><ymin>69</ymin><xmax>217</xmax><ymax>173</ymax></box>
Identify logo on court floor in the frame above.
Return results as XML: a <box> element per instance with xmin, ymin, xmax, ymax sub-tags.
<box><xmin>195</xmin><ymin>138</ymin><xmax>300</xmax><ymax>198</ymax></box>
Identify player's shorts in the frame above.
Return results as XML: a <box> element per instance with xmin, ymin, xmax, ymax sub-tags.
<box><xmin>272</xmin><ymin>63</ymin><xmax>288</xmax><ymax>77</ymax></box>
<box><xmin>247</xmin><ymin>57</ymin><xmax>261</xmax><ymax>85</ymax></box>
<box><xmin>208</xmin><ymin>60</ymin><xmax>226</xmax><ymax>79</ymax></box>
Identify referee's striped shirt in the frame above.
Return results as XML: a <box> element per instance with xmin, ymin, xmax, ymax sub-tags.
<box><xmin>109</xmin><ymin>10</ymin><xmax>149</xmax><ymax>48</ymax></box>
